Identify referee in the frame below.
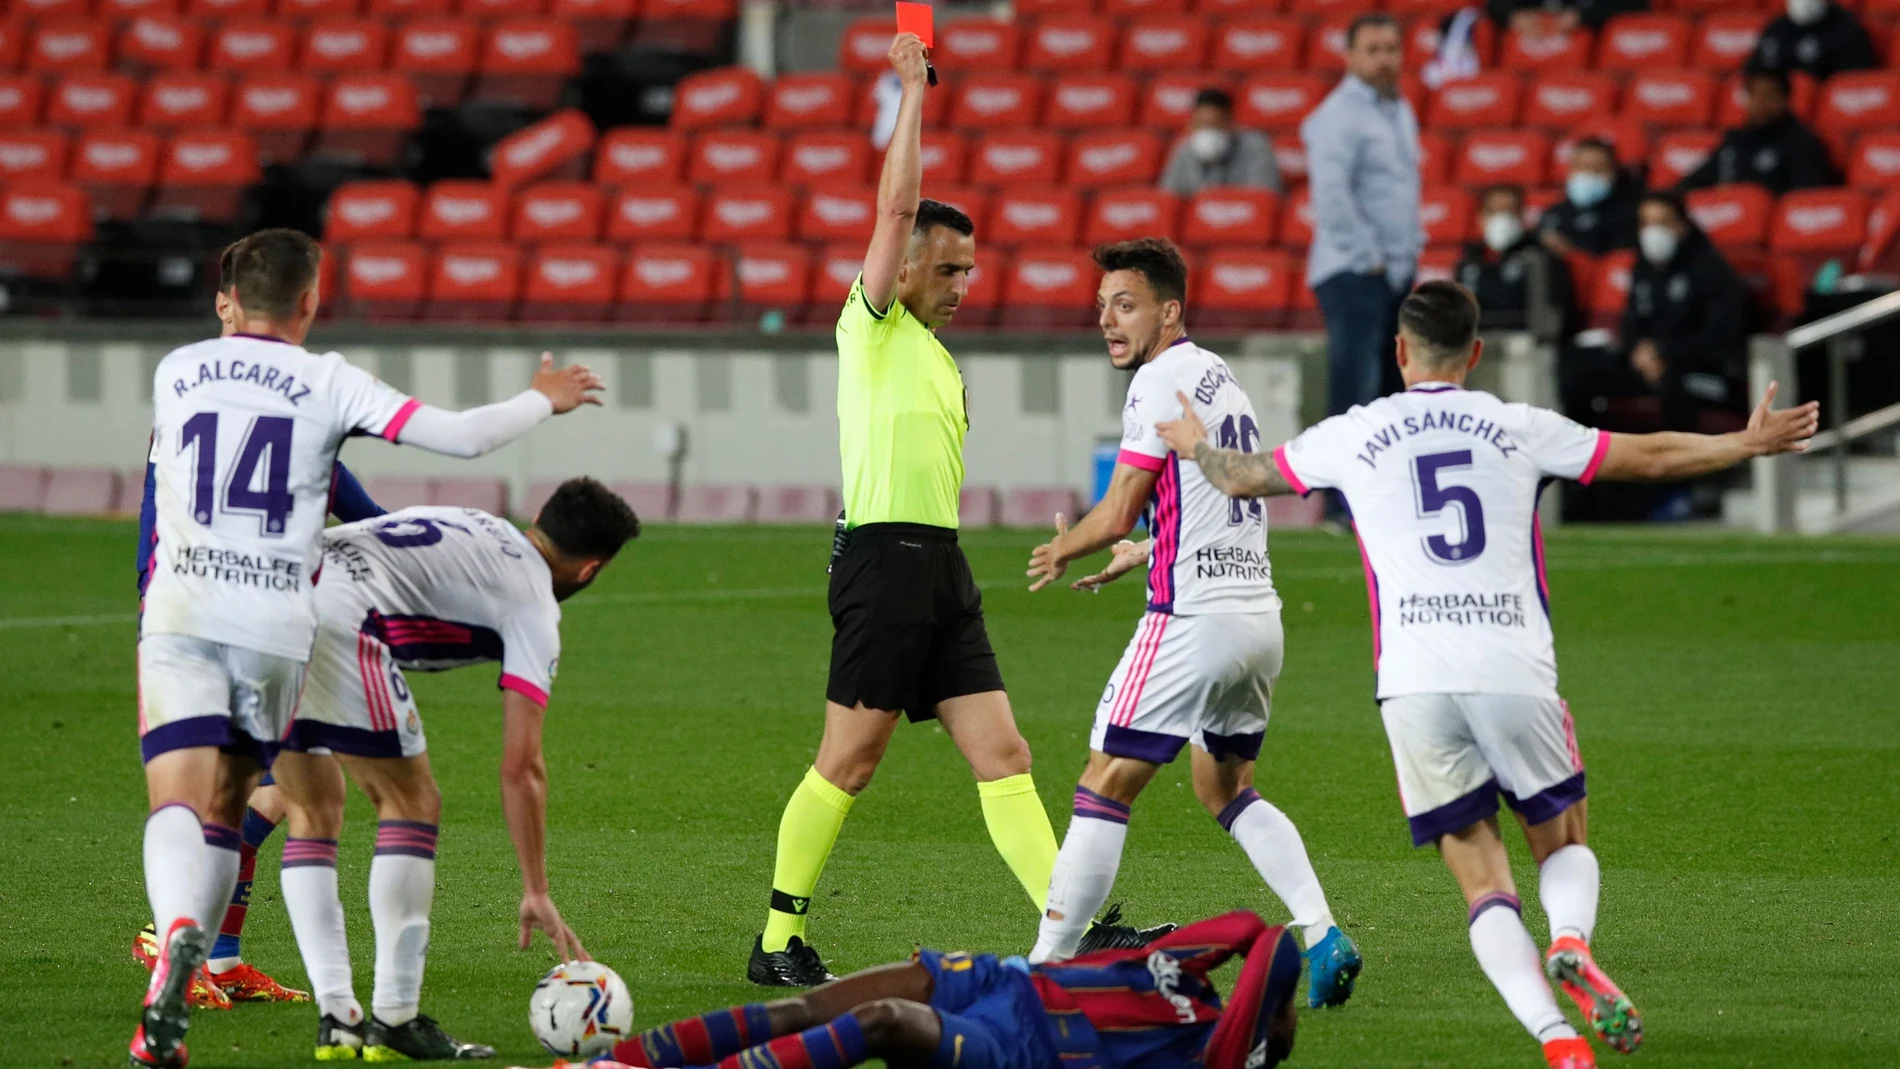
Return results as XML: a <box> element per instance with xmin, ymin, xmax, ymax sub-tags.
<box><xmin>746</xmin><ymin>31</ymin><xmax>1059</xmax><ymax>986</ymax></box>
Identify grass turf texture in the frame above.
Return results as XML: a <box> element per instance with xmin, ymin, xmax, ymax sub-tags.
<box><xmin>1</xmin><ymin>516</ymin><xmax>1897</xmax><ymax>1068</ymax></box>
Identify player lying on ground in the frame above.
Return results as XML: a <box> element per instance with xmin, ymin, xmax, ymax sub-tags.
<box><xmin>133</xmin><ymin>229</ymin><xmax>602</xmax><ymax>1069</ymax></box>
<box><xmin>266</xmin><ymin>479</ymin><xmax>640</xmax><ymax>1061</ymax></box>
<box><xmin>513</xmin><ymin>911</ymin><xmax>1300</xmax><ymax>1069</ymax></box>
<box><xmin>1020</xmin><ymin>239</ymin><xmax>1360</xmax><ymax>1007</ymax></box>
<box><xmin>1153</xmin><ymin>280</ymin><xmax>1818</xmax><ymax>1069</ymax></box>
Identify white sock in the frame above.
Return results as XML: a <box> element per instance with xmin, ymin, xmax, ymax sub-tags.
<box><xmin>1029</xmin><ymin>788</ymin><xmax>1130</xmax><ymax>964</ymax></box>
<box><xmin>197</xmin><ymin>822</ymin><xmax>243</xmax><ymax>960</ymax></box>
<box><xmin>281</xmin><ymin>838</ymin><xmax>361</xmax><ymax>1025</ymax></box>
<box><xmin>369</xmin><ymin>821</ymin><xmax>439</xmax><ymax>1026</ymax></box>
<box><xmin>1468</xmin><ymin>894</ymin><xmax>1577</xmax><ymax>1043</ymax></box>
<box><xmin>145</xmin><ymin>804</ymin><xmax>206</xmax><ymax>935</ymax></box>
<box><xmin>1221</xmin><ymin>789</ymin><xmax>1336</xmax><ymax>948</ymax></box>
<box><xmin>1539</xmin><ymin>844</ymin><xmax>1600</xmax><ymax>944</ymax></box>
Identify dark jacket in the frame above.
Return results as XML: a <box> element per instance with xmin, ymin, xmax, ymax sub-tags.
<box><xmin>1620</xmin><ymin>229</ymin><xmax>1747</xmax><ymax>377</ymax></box>
<box><xmin>1749</xmin><ymin>6</ymin><xmax>1877</xmax><ymax>82</ymax></box>
<box><xmin>1676</xmin><ymin>114</ymin><xmax>1840</xmax><ymax>196</ymax></box>
<box><xmin>1455</xmin><ymin>236</ymin><xmax>1575</xmax><ymax>337</ymax></box>
<box><xmin>1486</xmin><ymin>0</ymin><xmax>1647</xmax><ymax>31</ymax></box>
<box><xmin>1539</xmin><ymin>188</ymin><xmax>1640</xmax><ymax>257</ymax></box>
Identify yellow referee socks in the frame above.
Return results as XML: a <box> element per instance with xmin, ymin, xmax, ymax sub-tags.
<box><xmin>978</xmin><ymin>773</ymin><xmax>1059</xmax><ymax>912</ymax></box>
<box><xmin>762</xmin><ymin>767</ymin><xmax>855</xmax><ymax>953</ymax></box>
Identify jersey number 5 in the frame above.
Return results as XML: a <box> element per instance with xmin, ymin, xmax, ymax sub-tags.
<box><xmin>1412</xmin><ymin>450</ymin><xmax>1486</xmax><ymax>564</ymax></box>
<box><xmin>180</xmin><ymin>412</ymin><xmax>295</xmax><ymax>536</ymax></box>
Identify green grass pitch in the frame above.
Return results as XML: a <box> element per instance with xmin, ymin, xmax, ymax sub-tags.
<box><xmin>2</xmin><ymin>516</ymin><xmax>1897</xmax><ymax>1068</ymax></box>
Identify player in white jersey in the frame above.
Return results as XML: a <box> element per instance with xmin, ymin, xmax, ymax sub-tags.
<box><xmin>1021</xmin><ymin>239</ymin><xmax>1358</xmax><ymax>1003</ymax></box>
<box><xmin>266</xmin><ymin>480</ymin><xmax>639</xmax><ymax>1061</ymax></box>
<box><xmin>1158</xmin><ymin>280</ymin><xmax>1818</xmax><ymax>1069</ymax></box>
<box><xmin>132</xmin><ymin>230</ymin><xmax>604</xmax><ymax>1069</ymax></box>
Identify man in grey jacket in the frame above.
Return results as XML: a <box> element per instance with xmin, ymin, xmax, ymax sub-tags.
<box><xmin>1159</xmin><ymin>88</ymin><xmax>1281</xmax><ymax>198</ymax></box>
<box><xmin>1300</xmin><ymin>13</ymin><xmax>1423</xmax><ymax>430</ymax></box>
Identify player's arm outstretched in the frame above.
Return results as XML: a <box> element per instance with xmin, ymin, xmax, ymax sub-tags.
<box><xmin>1593</xmin><ymin>381</ymin><xmax>1818</xmax><ymax>481</ymax></box>
<box><xmin>499</xmin><ymin>687</ymin><xmax>588</xmax><ymax>962</ymax></box>
<box><xmin>859</xmin><ymin>33</ymin><xmax>931</xmax><ymax>314</ymax></box>
<box><xmin>1026</xmin><ymin>463</ymin><xmax>1158</xmax><ymax>592</ymax></box>
<box><xmin>1072</xmin><ymin>537</ymin><xmax>1153</xmax><ymax>592</ymax></box>
<box><xmin>392</xmin><ymin>352</ymin><xmax>602</xmax><ymax>459</ymax></box>
<box><xmin>1157</xmin><ymin>391</ymin><xmax>1302</xmax><ymax>498</ymax></box>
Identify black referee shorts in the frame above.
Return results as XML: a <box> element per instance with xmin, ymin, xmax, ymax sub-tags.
<box><xmin>826</xmin><ymin>523</ymin><xmax>1005</xmax><ymax>722</ymax></box>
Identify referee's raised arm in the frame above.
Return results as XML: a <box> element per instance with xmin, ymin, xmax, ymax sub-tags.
<box><xmin>861</xmin><ymin>32</ymin><xmax>930</xmax><ymax>313</ymax></box>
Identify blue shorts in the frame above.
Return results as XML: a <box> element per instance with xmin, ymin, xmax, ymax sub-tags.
<box><xmin>917</xmin><ymin>949</ymin><xmax>1057</xmax><ymax>1069</ymax></box>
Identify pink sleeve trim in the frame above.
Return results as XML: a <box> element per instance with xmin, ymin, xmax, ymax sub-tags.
<box><xmin>1272</xmin><ymin>445</ymin><xmax>1310</xmax><ymax>496</ymax></box>
<box><xmin>1578</xmin><ymin>430</ymin><xmax>1612</xmax><ymax>486</ymax></box>
<box><xmin>1117</xmin><ymin>448</ymin><xmax>1166</xmax><ymax>473</ymax></box>
<box><xmin>380</xmin><ymin>398</ymin><xmax>422</xmax><ymax>442</ymax></box>
<box><xmin>499</xmin><ymin>673</ymin><xmax>549</xmax><ymax>708</ymax></box>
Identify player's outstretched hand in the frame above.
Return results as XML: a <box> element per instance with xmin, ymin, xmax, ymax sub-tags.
<box><xmin>888</xmin><ymin>32</ymin><xmax>929</xmax><ymax>88</ymax></box>
<box><xmin>1073</xmin><ymin>538</ymin><xmax>1152</xmax><ymax>592</ymax></box>
<box><xmin>1156</xmin><ymin>392</ymin><xmax>1209</xmax><ymax>457</ymax></box>
<box><xmin>530</xmin><ymin>352</ymin><xmax>605</xmax><ymax>414</ymax></box>
<box><xmin>1744</xmin><ymin>380</ymin><xmax>1820</xmax><ymax>457</ymax></box>
<box><xmin>1027</xmin><ymin>513</ymin><xmax>1070</xmax><ymax>593</ymax></box>
<box><xmin>520</xmin><ymin>891</ymin><xmax>590</xmax><ymax>963</ymax></box>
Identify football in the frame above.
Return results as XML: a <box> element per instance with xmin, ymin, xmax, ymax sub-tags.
<box><xmin>529</xmin><ymin>960</ymin><xmax>635</xmax><ymax>1057</ymax></box>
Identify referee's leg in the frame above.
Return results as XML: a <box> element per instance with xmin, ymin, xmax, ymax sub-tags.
<box><xmin>937</xmin><ymin>691</ymin><xmax>1059</xmax><ymax>913</ymax></box>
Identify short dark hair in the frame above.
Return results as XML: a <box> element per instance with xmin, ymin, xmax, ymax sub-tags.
<box><xmin>1742</xmin><ymin>61</ymin><xmax>1792</xmax><ymax>97</ymax></box>
<box><xmin>1640</xmin><ymin>189</ymin><xmax>1689</xmax><ymax>227</ymax></box>
<box><xmin>1398</xmin><ymin>280</ymin><xmax>1481</xmax><ymax>362</ymax></box>
<box><xmin>1570</xmin><ymin>137</ymin><xmax>1619</xmax><ymax>167</ymax></box>
<box><xmin>216</xmin><ymin>240</ymin><xmax>240</xmax><ymax>294</ymax></box>
<box><xmin>228</xmin><ymin>228</ymin><xmax>322</xmax><ymax>320</ymax></box>
<box><xmin>534</xmin><ymin>477</ymin><xmax>640</xmax><ymax>560</ymax></box>
<box><xmin>913</xmin><ymin>198</ymin><xmax>975</xmax><ymax>239</ymax></box>
<box><xmin>1347</xmin><ymin>12</ymin><xmax>1399</xmax><ymax>47</ymax></box>
<box><xmin>1093</xmin><ymin>237</ymin><xmax>1188</xmax><ymax>305</ymax></box>
<box><xmin>1193</xmin><ymin>87</ymin><xmax>1234</xmax><ymax>113</ymax></box>
<box><xmin>1479</xmin><ymin>183</ymin><xmax>1525</xmax><ymax>210</ymax></box>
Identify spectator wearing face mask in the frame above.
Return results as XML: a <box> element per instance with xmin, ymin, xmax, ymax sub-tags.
<box><xmin>1620</xmin><ymin>191</ymin><xmax>1747</xmax><ymax>432</ymax></box>
<box><xmin>1539</xmin><ymin>139</ymin><xmax>1639</xmax><ymax>259</ymax></box>
<box><xmin>1455</xmin><ymin>184</ymin><xmax>1574</xmax><ymax>337</ymax></box>
<box><xmin>1751</xmin><ymin>0</ymin><xmax>1875</xmax><ymax>82</ymax></box>
<box><xmin>1159</xmin><ymin>88</ymin><xmax>1281</xmax><ymax>198</ymax></box>
<box><xmin>1677</xmin><ymin>65</ymin><xmax>1839</xmax><ymax>196</ymax></box>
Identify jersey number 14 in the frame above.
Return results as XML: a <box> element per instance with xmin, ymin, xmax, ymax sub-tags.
<box><xmin>180</xmin><ymin>412</ymin><xmax>295</xmax><ymax>536</ymax></box>
<box><xmin>1216</xmin><ymin>414</ymin><xmax>1263</xmax><ymax>526</ymax></box>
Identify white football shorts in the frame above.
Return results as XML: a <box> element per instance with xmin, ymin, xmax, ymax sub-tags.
<box><xmin>1090</xmin><ymin>610</ymin><xmax>1282</xmax><ymax>765</ymax></box>
<box><xmin>1380</xmin><ymin>692</ymin><xmax>1586</xmax><ymax>846</ymax></box>
<box><xmin>137</xmin><ymin>633</ymin><xmax>306</xmax><ymax>766</ymax></box>
<box><xmin>283</xmin><ymin>622</ymin><xmax>427</xmax><ymax>759</ymax></box>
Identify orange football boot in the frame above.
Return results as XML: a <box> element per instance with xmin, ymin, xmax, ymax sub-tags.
<box><xmin>211</xmin><ymin>962</ymin><xmax>311</xmax><ymax>1003</ymax></box>
<box><xmin>1546</xmin><ymin>936</ymin><xmax>1642</xmax><ymax>1053</ymax></box>
<box><xmin>137</xmin><ymin>926</ymin><xmax>231</xmax><ymax>1010</ymax></box>
<box><xmin>1543</xmin><ymin>1036</ymin><xmax>1596</xmax><ymax>1068</ymax></box>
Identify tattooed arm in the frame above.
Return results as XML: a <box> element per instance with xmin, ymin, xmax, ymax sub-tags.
<box><xmin>1156</xmin><ymin>390</ymin><xmax>1300</xmax><ymax>499</ymax></box>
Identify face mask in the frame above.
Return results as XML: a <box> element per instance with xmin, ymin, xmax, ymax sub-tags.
<box><xmin>1639</xmin><ymin>225</ymin><xmax>1679</xmax><ymax>265</ymax></box>
<box><xmin>1787</xmin><ymin>0</ymin><xmax>1826</xmax><ymax>25</ymax></box>
<box><xmin>1566</xmin><ymin>172</ymin><xmax>1612</xmax><ymax>208</ymax></box>
<box><xmin>1482</xmin><ymin>213</ymin><xmax>1524</xmax><ymax>252</ymax></box>
<box><xmin>1189</xmin><ymin>127</ymin><xmax>1232</xmax><ymax>163</ymax></box>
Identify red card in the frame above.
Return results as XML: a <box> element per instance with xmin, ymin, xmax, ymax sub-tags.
<box><xmin>895</xmin><ymin>1</ymin><xmax>934</xmax><ymax>48</ymax></box>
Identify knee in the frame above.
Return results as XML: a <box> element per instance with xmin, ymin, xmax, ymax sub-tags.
<box><xmin>814</xmin><ymin>739</ymin><xmax>888</xmax><ymax>796</ymax></box>
<box><xmin>284</xmin><ymin>798</ymin><xmax>343</xmax><ymax>841</ymax></box>
<box><xmin>1193</xmin><ymin>779</ymin><xmax>1237</xmax><ymax>820</ymax></box>
<box><xmin>382</xmin><ymin>777</ymin><xmax>442</xmax><ymax>824</ymax></box>
<box><xmin>969</xmin><ymin>730</ymin><xmax>1032</xmax><ymax>781</ymax></box>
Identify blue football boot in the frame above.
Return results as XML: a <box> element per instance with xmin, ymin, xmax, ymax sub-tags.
<box><xmin>1303</xmin><ymin>927</ymin><xmax>1362</xmax><ymax>1009</ymax></box>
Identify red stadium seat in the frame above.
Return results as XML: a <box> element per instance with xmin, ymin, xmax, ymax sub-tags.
<box><xmin>1067</xmin><ymin>131</ymin><xmax>1163</xmax><ymax>188</ymax></box>
<box><xmin>605</xmin><ymin>186</ymin><xmax>699</xmax><ymax>241</ymax></box>
<box><xmin>1014</xmin><ymin>0</ymin><xmax>1086</xmax><ymax>14</ymax></box>
<box><xmin>0</xmin><ymin>131</ymin><xmax>68</xmax><ymax>182</ymax></box>
<box><xmin>29</xmin><ymin>21</ymin><xmax>110</xmax><ymax>73</ymax></box>
<box><xmin>101</xmin><ymin>0</ymin><xmax>181</xmax><ymax>27</ymax></box>
<box><xmin>724</xmin><ymin>242</ymin><xmax>812</xmax><ymax>312</ymax></box>
<box><xmin>281</xmin><ymin>0</ymin><xmax>366</xmax><ymax>18</ymax></box>
<box><xmin>837</xmin><ymin>17</ymin><xmax>894</xmax><ymax>75</ymax></box>
<box><xmin>969</xmin><ymin>131</ymin><xmax>1061</xmax><ymax>187</ymax></box>
<box><xmin>547</xmin><ymin>0</ymin><xmax>633</xmax><ymax>54</ymax></box>
<box><xmin>755</xmin><ymin>486</ymin><xmax>844</xmax><ymax>525</ymax></box>
<box><xmin>902</xmin><ymin>130</ymin><xmax>975</xmax><ymax>184</ymax></box>
<box><xmin>42</xmin><ymin>468</ymin><xmax>121</xmax><ymax>516</ymax></box>
<box><xmin>420</xmin><ymin>180</ymin><xmax>507</xmax><ymax>239</ymax></box>
<box><xmin>511</xmin><ymin>180</ymin><xmax>602</xmax><ymax>241</ymax></box>
<box><xmin>1523</xmin><ymin>73</ymin><xmax>1618</xmax><ymax>129</ymax></box>
<box><xmin>461</xmin><ymin>0</ymin><xmax>546</xmax><ymax>18</ymax></box>
<box><xmin>1585</xmin><ymin>248</ymin><xmax>1635</xmax><ymax>328</ymax></box>
<box><xmin>1236</xmin><ymin>74</ymin><xmax>1326</xmax><ymax>132</ymax></box>
<box><xmin>1692</xmin><ymin>14</ymin><xmax>1763</xmax><ymax>70</ymax></box>
<box><xmin>190</xmin><ymin>0</ymin><xmax>271</xmax><ymax>18</ymax></box>
<box><xmin>1860</xmin><ymin>190</ymin><xmax>1900</xmax><ymax>273</ymax></box>
<box><xmin>1416</xmin><ymin>130</ymin><xmax>1451</xmax><ymax>185</ymax></box>
<box><xmin>473</xmin><ymin>19</ymin><xmax>578</xmax><ymax>109</ymax></box>
<box><xmin>426</xmin><ymin>241</ymin><xmax>521</xmax><ymax>320</ymax></box>
<box><xmin>1085</xmin><ymin>188</ymin><xmax>1179</xmax><ymax>245</ymax></box>
<box><xmin>688</xmin><ymin>129</ymin><xmax>778</xmax><ymax>185</ymax></box>
<box><xmin>314</xmin><ymin>74</ymin><xmax>420</xmax><ymax>167</ymax></box>
<box><xmin>368</xmin><ymin>0</ymin><xmax>454</xmax><ymax>18</ymax></box>
<box><xmin>521</xmin><ymin>243</ymin><xmax>618</xmax><ymax>321</ymax></box>
<box><xmin>1279</xmin><ymin>187</ymin><xmax>1313</xmax><ymax>248</ymax></box>
<box><xmin>1651</xmin><ymin>130</ymin><xmax>1720</xmax><ymax>187</ymax></box>
<box><xmin>1102</xmin><ymin>0</ymin><xmax>1188</xmax><ymax>14</ymax></box>
<box><xmin>987</xmin><ymin>189</ymin><xmax>1080</xmax><ymax>247</ymax></box>
<box><xmin>0</xmin><ymin>78</ymin><xmax>44</xmax><ymax>127</ymax></box>
<box><xmin>1420</xmin><ymin>185</ymin><xmax>1476</xmax><ymax>244</ymax></box>
<box><xmin>673</xmin><ymin>486</ymin><xmax>759</xmax><ymax>524</ymax></box>
<box><xmin>782</xmin><ymin>130</ymin><xmax>870</xmax><ymax>187</ymax></box>
<box><xmin>810</xmin><ymin>242</ymin><xmax>863</xmax><ymax>307</ymax></box>
<box><xmin>1406</xmin><ymin>16</ymin><xmax>1496</xmax><ymax>68</ymax></box>
<box><xmin>1416</xmin><ymin>245</ymin><xmax>1462</xmax><ymax>285</ymax></box>
<box><xmin>671</xmin><ymin>66</ymin><xmax>764</xmax><ymax>129</ymax></box>
<box><xmin>852</xmin><ymin>74</ymin><xmax>949</xmax><ymax>128</ymax></box>
<box><xmin>1456</xmin><ymin>131</ymin><xmax>1547</xmax><ymax>186</ymax></box>
<box><xmin>489</xmin><ymin>108</ymin><xmax>593</xmax><ymax>187</ymax></box>
<box><xmin>1195</xmin><ymin>248</ymin><xmax>1292</xmax><ymax>330</ymax></box>
<box><xmin>999</xmin><ymin>247</ymin><xmax>1095</xmax><ymax>328</ymax></box>
<box><xmin>1426</xmin><ymin>71</ymin><xmax>1522</xmax><ymax>128</ymax></box>
<box><xmin>15</xmin><ymin>0</ymin><xmax>92</xmax><ymax>20</ymax></box>
<box><xmin>950</xmin><ymin>72</ymin><xmax>1041</xmax><ymax>130</ymax></box>
<box><xmin>339</xmin><ymin>240</ymin><xmax>427</xmax><ymax>319</ymax></box>
<box><xmin>325</xmin><ymin>179</ymin><xmax>421</xmax><ymax>242</ymax></box>
<box><xmin>1023</xmin><ymin>16</ymin><xmax>1114</xmax><ymax>71</ymax></box>
<box><xmin>1553</xmin><ymin>119</ymin><xmax>1649</xmax><ymax>175</ymax></box>
<box><xmin>1043</xmin><ymin>73</ymin><xmax>1135</xmax><ymax>130</ymax></box>
<box><xmin>1771</xmin><ymin>189</ymin><xmax>1868</xmax><ymax>252</ymax></box>
<box><xmin>1815</xmin><ymin>73</ymin><xmax>1900</xmax><ymax>145</ymax></box>
<box><xmin>1141</xmin><ymin>73</ymin><xmax>1235</xmax><ymax>128</ymax></box>
<box><xmin>0</xmin><ymin>24</ymin><xmax>19</xmax><ymax>71</ymax></box>
<box><xmin>299</xmin><ymin>19</ymin><xmax>386</xmax><ymax>72</ymax></box>
<box><xmin>1118</xmin><ymin>17</ymin><xmax>1207</xmax><ymax>71</ymax></box>
<box><xmin>1211</xmin><ymin>18</ymin><xmax>1304</xmax><ymax>73</ymax></box>
<box><xmin>1686</xmin><ymin>183</ymin><xmax>1771</xmax><ymax>248</ymax></box>
<box><xmin>71</xmin><ymin>129</ymin><xmax>157</xmax><ymax>220</ymax></box>
<box><xmin>1302</xmin><ymin>14</ymin><xmax>1351</xmax><ymax>72</ymax></box>
<box><xmin>47</xmin><ymin>73</ymin><xmax>137</xmax><ymax>129</ymax></box>
<box><xmin>1848</xmin><ymin>132</ymin><xmax>1900</xmax><ymax>191</ymax></box>
<box><xmin>117</xmin><ymin>16</ymin><xmax>204</xmax><ymax>71</ymax></box>
<box><xmin>0</xmin><ymin>181</ymin><xmax>92</xmax><ymax>280</ymax></box>
<box><xmin>1499</xmin><ymin>27</ymin><xmax>1593</xmax><ymax>71</ymax></box>
<box><xmin>936</xmin><ymin>18</ymin><xmax>1018</xmax><ymax>70</ymax></box>
<box><xmin>232</xmin><ymin>75</ymin><xmax>320</xmax><ymax>163</ymax></box>
<box><xmin>1622</xmin><ymin>69</ymin><xmax>1715</xmax><ymax>127</ymax></box>
<box><xmin>1001</xmin><ymin>487</ymin><xmax>1085</xmax><ymax>527</ymax></box>
<box><xmin>1717</xmin><ymin>71</ymin><xmax>1816</xmax><ymax>127</ymax></box>
<box><xmin>152</xmin><ymin>130</ymin><xmax>258</xmax><ymax>223</ymax></box>
<box><xmin>763</xmin><ymin>72</ymin><xmax>853</xmax><ymax>129</ymax></box>
<box><xmin>958</xmin><ymin>486</ymin><xmax>999</xmax><ymax>528</ymax></box>
<box><xmin>701</xmin><ymin>186</ymin><xmax>792</xmax><ymax>242</ymax></box>
<box><xmin>619</xmin><ymin>242</ymin><xmax>715</xmax><ymax>321</ymax></box>
<box><xmin>1594</xmin><ymin>14</ymin><xmax>1689</xmax><ymax>70</ymax></box>
<box><xmin>392</xmin><ymin>20</ymin><xmax>478</xmax><ymax>107</ymax></box>
<box><xmin>1182</xmin><ymin>187</ymin><xmax>1278</xmax><ymax>248</ymax></box>
<box><xmin>797</xmin><ymin>187</ymin><xmax>876</xmax><ymax>242</ymax></box>
<box><xmin>924</xmin><ymin>185</ymin><xmax>987</xmax><ymax>227</ymax></box>
<box><xmin>1273</xmin><ymin>140</ymin><xmax>1307</xmax><ymax>188</ymax></box>
<box><xmin>209</xmin><ymin>21</ymin><xmax>296</xmax><ymax>74</ymax></box>
<box><xmin>593</xmin><ymin>128</ymin><xmax>684</xmax><ymax>186</ymax></box>
<box><xmin>139</xmin><ymin>73</ymin><xmax>226</xmax><ymax>128</ymax></box>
